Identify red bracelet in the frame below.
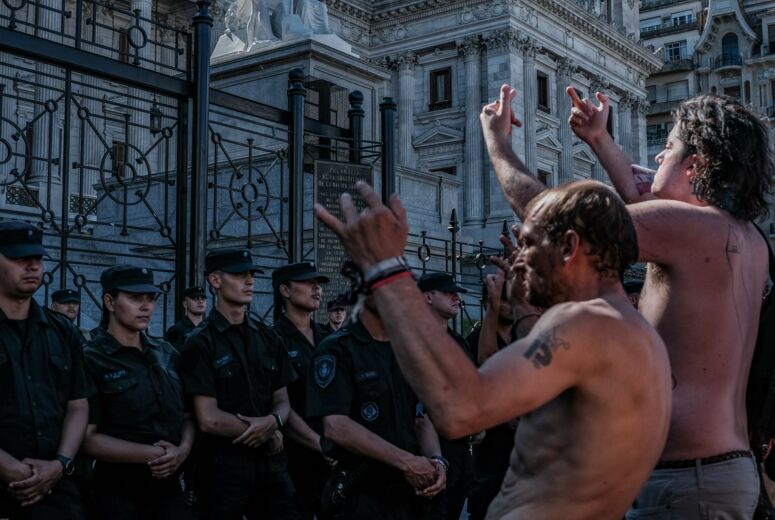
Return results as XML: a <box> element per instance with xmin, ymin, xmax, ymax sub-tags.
<box><xmin>369</xmin><ymin>270</ymin><xmax>413</xmax><ymax>292</ymax></box>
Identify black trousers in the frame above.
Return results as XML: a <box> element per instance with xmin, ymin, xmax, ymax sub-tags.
<box><xmin>87</xmin><ymin>462</ymin><xmax>193</xmax><ymax>520</ymax></box>
<box><xmin>195</xmin><ymin>450</ymin><xmax>302</xmax><ymax>520</ymax></box>
<box><xmin>335</xmin><ymin>477</ymin><xmax>433</xmax><ymax>520</ymax></box>
<box><xmin>0</xmin><ymin>478</ymin><xmax>84</xmax><ymax>520</ymax></box>
<box><xmin>468</xmin><ymin>426</ymin><xmax>514</xmax><ymax>520</ymax></box>
<box><xmin>286</xmin><ymin>440</ymin><xmax>331</xmax><ymax>520</ymax></box>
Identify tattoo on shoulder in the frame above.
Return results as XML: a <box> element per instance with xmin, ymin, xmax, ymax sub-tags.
<box><xmin>523</xmin><ymin>328</ymin><xmax>570</xmax><ymax>369</ymax></box>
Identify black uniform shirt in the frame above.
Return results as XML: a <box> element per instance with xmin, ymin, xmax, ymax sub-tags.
<box><xmin>179</xmin><ymin>309</ymin><xmax>296</xmax><ymax>418</ymax></box>
<box><xmin>306</xmin><ymin>319</ymin><xmax>421</xmax><ymax>470</ymax></box>
<box><xmin>0</xmin><ymin>300</ymin><xmax>92</xmax><ymax>460</ymax></box>
<box><xmin>84</xmin><ymin>328</ymin><xmax>185</xmax><ymax>445</ymax></box>
<box><xmin>272</xmin><ymin>315</ymin><xmax>330</xmax><ymax>418</ymax></box>
<box><xmin>164</xmin><ymin>316</ymin><xmax>197</xmax><ymax>352</ymax></box>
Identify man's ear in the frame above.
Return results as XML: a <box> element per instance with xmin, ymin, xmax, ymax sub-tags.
<box><xmin>207</xmin><ymin>272</ymin><xmax>220</xmax><ymax>290</ymax></box>
<box><xmin>684</xmin><ymin>153</ymin><xmax>698</xmax><ymax>180</ymax></box>
<box><xmin>561</xmin><ymin>230</ymin><xmax>581</xmax><ymax>264</ymax></box>
<box><xmin>423</xmin><ymin>291</ymin><xmax>433</xmax><ymax>305</ymax></box>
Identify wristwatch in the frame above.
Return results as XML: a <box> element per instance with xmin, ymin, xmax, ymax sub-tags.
<box><xmin>56</xmin><ymin>454</ymin><xmax>75</xmax><ymax>476</ymax></box>
<box><xmin>272</xmin><ymin>412</ymin><xmax>284</xmax><ymax>429</ymax></box>
<box><xmin>430</xmin><ymin>455</ymin><xmax>449</xmax><ymax>473</ymax></box>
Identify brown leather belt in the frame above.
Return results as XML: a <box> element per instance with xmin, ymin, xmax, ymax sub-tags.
<box><xmin>654</xmin><ymin>450</ymin><xmax>752</xmax><ymax>470</ymax></box>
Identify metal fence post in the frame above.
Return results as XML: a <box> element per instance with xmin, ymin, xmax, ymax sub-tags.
<box><xmin>448</xmin><ymin>208</ymin><xmax>460</xmax><ymax>331</ymax></box>
<box><xmin>189</xmin><ymin>0</ymin><xmax>212</xmax><ymax>287</ymax></box>
<box><xmin>380</xmin><ymin>97</ymin><xmax>397</xmax><ymax>203</ymax></box>
<box><xmin>288</xmin><ymin>68</ymin><xmax>306</xmax><ymax>263</ymax></box>
<box><xmin>348</xmin><ymin>91</ymin><xmax>364</xmax><ymax>164</ymax></box>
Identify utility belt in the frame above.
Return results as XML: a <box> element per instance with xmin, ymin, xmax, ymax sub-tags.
<box><xmin>320</xmin><ymin>460</ymin><xmax>413</xmax><ymax>519</ymax></box>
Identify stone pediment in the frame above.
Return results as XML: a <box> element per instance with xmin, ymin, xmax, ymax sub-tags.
<box><xmin>414</xmin><ymin>125</ymin><xmax>464</xmax><ymax>148</ymax></box>
<box><xmin>572</xmin><ymin>143</ymin><xmax>595</xmax><ymax>163</ymax></box>
<box><xmin>537</xmin><ymin>131</ymin><xmax>561</xmax><ymax>151</ymax></box>
<box><xmin>695</xmin><ymin>0</ymin><xmax>757</xmax><ymax>53</ymax></box>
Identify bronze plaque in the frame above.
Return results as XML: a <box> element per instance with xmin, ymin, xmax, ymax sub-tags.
<box><xmin>313</xmin><ymin>160</ymin><xmax>373</xmax><ymax>318</ymax></box>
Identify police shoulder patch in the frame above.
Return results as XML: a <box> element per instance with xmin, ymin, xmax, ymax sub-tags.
<box><xmin>314</xmin><ymin>354</ymin><xmax>336</xmax><ymax>389</ymax></box>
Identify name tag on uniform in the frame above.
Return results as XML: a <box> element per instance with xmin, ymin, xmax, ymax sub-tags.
<box><xmin>103</xmin><ymin>369</ymin><xmax>128</xmax><ymax>382</ymax></box>
<box><xmin>215</xmin><ymin>354</ymin><xmax>234</xmax><ymax>368</ymax></box>
<box><xmin>355</xmin><ymin>370</ymin><xmax>378</xmax><ymax>382</ymax></box>
<box><xmin>288</xmin><ymin>350</ymin><xmax>301</xmax><ymax>358</ymax></box>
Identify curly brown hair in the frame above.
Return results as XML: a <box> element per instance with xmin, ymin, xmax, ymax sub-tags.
<box><xmin>674</xmin><ymin>95</ymin><xmax>774</xmax><ymax>221</ymax></box>
<box><xmin>526</xmin><ymin>181</ymin><xmax>639</xmax><ymax>280</ymax></box>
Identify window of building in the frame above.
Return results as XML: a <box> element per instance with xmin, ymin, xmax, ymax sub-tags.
<box><xmin>667</xmin><ymin>80</ymin><xmax>689</xmax><ymax>101</ymax></box>
<box><xmin>537</xmin><ymin>169</ymin><xmax>551</xmax><ymax>186</ymax></box>
<box><xmin>664</xmin><ymin>41</ymin><xmax>687</xmax><ymax>62</ymax></box>
<box><xmin>111</xmin><ymin>140</ymin><xmax>127</xmax><ymax>177</ymax></box>
<box><xmin>430</xmin><ymin>165</ymin><xmax>456</xmax><ymax>176</ymax></box>
<box><xmin>671</xmin><ymin>10</ymin><xmax>694</xmax><ymax>26</ymax></box>
<box><xmin>646</xmin><ymin>85</ymin><xmax>656</xmax><ymax>101</ymax></box>
<box><xmin>724</xmin><ymin>85</ymin><xmax>740</xmax><ymax>100</ymax></box>
<box><xmin>640</xmin><ymin>17</ymin><xmax>661</xmax><ymax>32</ymax></box>
<box><xmin>721</xmin><ymin>33</ymin><xmax>739</xmax><ymax>58</ymax></box>
<box><xmin>767</xmin><ymin>24</ymin><xmax>775</xmax><ymax>54</ymax></box>
<box><xmin>429</xmin><ymin>68</ymin><xmax>452</xmax><ymax>111</ymax></box>
<box><xmin>119</xmin><ymin>31</ymin><xmax>129</xmax><ymax>63</ymax></box>
<box><xmin>537</xmin><ymin>72</ymin><xmax>549</xmax><ymax>113</ymax></box>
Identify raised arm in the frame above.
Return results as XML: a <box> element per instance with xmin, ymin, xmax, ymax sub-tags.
<box><xmin>481</xmin><ymin>85</ymin><xmax>547</xmax><ymax>219</ymax></box>
<box><xmin>315</xmin><ymin>183</ymin><xmax>590</xmax><ymax>439</ymax></box>
<box><xmin>566</xmin><ymin>88</ymin><xmax>655</xmax><ymax>204</ymax></box>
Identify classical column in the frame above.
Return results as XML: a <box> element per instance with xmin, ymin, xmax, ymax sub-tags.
<box><xmin>30</xmin><ymin>0</ymin><xmax>63</xmax><ymax>183</ymax></box>
<box><xmin>460</xmin><ymin>37</ymin><xmax>484</xmax><ymax>224</ymax></box>
<box><xmin>589</xmin><ymin>76</ymin><xmax>609</xmax><ymax>181</ymax></box>
<box><xmin>632</xmin><ymin>99</ymin><xmax>649</xmax><ymax>166</ymax></box>
<box><xmin>395</xmin><ymin>52</ymin><xmax>417</xmax><ymax>167</ymax></box>
<box><xmin>76</xmin><ymin>77</ymin><xmax>101</xmax><ymax>198</ymax></box>
<box><xmin>556</xmin><ymin>58</ymin><xmax>576</xmax><ymax>184</ymax></box>
<box><xmin>617</xmin><ymin>93</ymin><xmax>632</xmax><ymax>161</ymax></box>
<box><xmin>520</xmin><ymin>37</ymin><xmax>538</xmax><ymax>174</ymax></box>
<box><xmin>127</xmin><ymin>0</ymin><xmax>153</xmax><ymax>169</ymax></box>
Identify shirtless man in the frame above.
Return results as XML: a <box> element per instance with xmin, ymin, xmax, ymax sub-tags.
<box><xmin>482</xmin><ymin>84</ymin><xmax>772</xmax><ymax>517</ymax></box>
<box><xmin>315</xmin><ymin>180</ymin><xmax>672</xmax><ymax>519</ymax></box>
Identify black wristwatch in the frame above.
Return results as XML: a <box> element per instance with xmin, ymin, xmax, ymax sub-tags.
<box><xmin>56</xmin><ymin>454</ymin><xmax>75</xmax><ymax>476</ymax></box>
<box><xmin>272</xmin><ymin>412</ymin><xmax>284</xmax><ymax>429</ymax></box>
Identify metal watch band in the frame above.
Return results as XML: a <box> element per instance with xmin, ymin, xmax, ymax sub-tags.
<box><xmin>363</xmin><ymin>256</ymin><xmax>410</xmax><ymax>286</ymax></box>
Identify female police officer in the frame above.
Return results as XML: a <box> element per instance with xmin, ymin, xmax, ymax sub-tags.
<box><xmin>80</xmin><ymin>265</ymin><xmax>195</xmax><ymax>519</ymax></box>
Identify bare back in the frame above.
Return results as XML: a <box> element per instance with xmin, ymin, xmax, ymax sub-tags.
<box><xmin>633</xmin><ymin>205</ymin><xmax>768</xmax><ymax>460</ymax></box>
<box><xmin>485</xmin><ymin>296</ymin><xmax>671</xmax><ymax>519</ymax></box>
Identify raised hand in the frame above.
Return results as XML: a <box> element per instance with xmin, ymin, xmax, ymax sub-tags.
<box><xmin>314</xmin><ymin>181</ymin><xmax>408</xmax><ymax>272</ymax></box>
<box><xmin>566</xmin><ymin>87</ymin><xmax>610</xmax><ymax>146</ymax></box>
<box><xmin>481</xmin><ymin>84</ymin><xmax>523</xmax><ymax>146</ymax></box>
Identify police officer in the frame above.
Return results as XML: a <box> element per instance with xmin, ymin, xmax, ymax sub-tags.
<box><xmin>417</xmin><ymin>272</ymin><xmax>476</xmax><ymax>520</ymax></box>
<box><xmin>0</xmin><ymin>221</ymin><xmax>91</xmax><ymax>519</ymax></box>
<box><xmin>80</xmin><ymin>265</ymin><xmax>194</xmax><ymax>519</ymax></box>
<box><xmin>179</xmin><ymin>248</ymin><xmax>301</xmax><ymax>519</ymax></box>
<box><xmin>272</xmin><ymin>262</ymin><xmax>333</xmax><ymax>520</ymax></box>
<box><xmin>324</xmin><ymin>295</ymin><xmax>348</xmax><ymax>334</ymax></box>
<box><xmin>306</xmin><ymin>291</ymin><xmax>446</xmax><ymax>519</ymax></box>
<box><xmin>165</xmin><ymin>286</ymin><xmax>207</xmax><ymax>351</ymax></box>
<box><xmin>50</xmin><ymin>289</ymin><xmax>93</xmax><ymax>343</ymax></box>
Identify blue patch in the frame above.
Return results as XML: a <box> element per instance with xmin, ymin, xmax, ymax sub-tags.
<box><xmin>355</xmin><ymin>370</ymin><xmax>378</xmax><ymax>382</ymax></box>
<box><xmin>314</xmin><ymin>355</ymin><xmax>335</xmax><ymax>389</ymax></box>
<box><xmin>361</xmin><ymin>402</ymin><xmax>379</xmax><ymax>422</ymax></box>
<box><xmin>288</xmin><ymin>350</ymin><xmax>301</xmax><ymax>358</ymax></box>
<box><xmin>415</xmin><ymin>403</ymin><xmax>426</xmax><ymax>418</ymax></box>
<box><xmin>103</xmin><ymin>369</ymin><xmax>128</xmax><ymax>382</ymax></box>
<box><xmin>215</xmin><ymin>354</ymin><xmax>233</xmax><ymax>369</ymax></box>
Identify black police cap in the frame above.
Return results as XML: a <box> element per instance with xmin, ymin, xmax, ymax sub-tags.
<box><xmin>51</xmin><ymin>289</ymin><xmax>80</xmax><ymax>304</ymax></box>
<box><xmin>326</xmin><ymin>294</ymin><xmax>348</xmax><ymax>312</ymax></box>
<box><xmin>0</xmin><ymin>221</ymin><xmax>47</xmax><ymax>259</ymax></box>
<box><xmin>417</xmin><ymin>272</ymin><xmax>468</xmax><ymax>294</ymax></box>
<box><xmin>272</xmin><ymin>262</ymin><xmax>330</xmax><ymax>290</ymax></box>
<box><xmin>184</xmin><ymin>286</ymin><xmax>206</xmax><ymax>298</ymax></box>
<box><xmin>100</xmin><ymin>265</ymin><xmax>161</xmax><ymax>294</ymax></box>
<box><xmin>205</xmin><ymin>248</ymin><xmax>264</xmax><ymax>276</ymax></box>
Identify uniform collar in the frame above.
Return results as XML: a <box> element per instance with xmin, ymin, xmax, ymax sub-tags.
<box><xmin>0</xmin><ymin>298</ymin><xmax>50</xmax><ymax>327</ymax></box>
<box><xmin>209</xmin><ymin>308</ymin><xmax>257</xmax><ymax>333</ymax></box>
<box><xmin>96</xmin><ymin>329</ymin><xmax>159</xmax><ymax>355</ymax></box>
<box><xmin>349</xmin><ymin>318</ymin><xmax>376</xmax><ymax>344</ymax></box>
